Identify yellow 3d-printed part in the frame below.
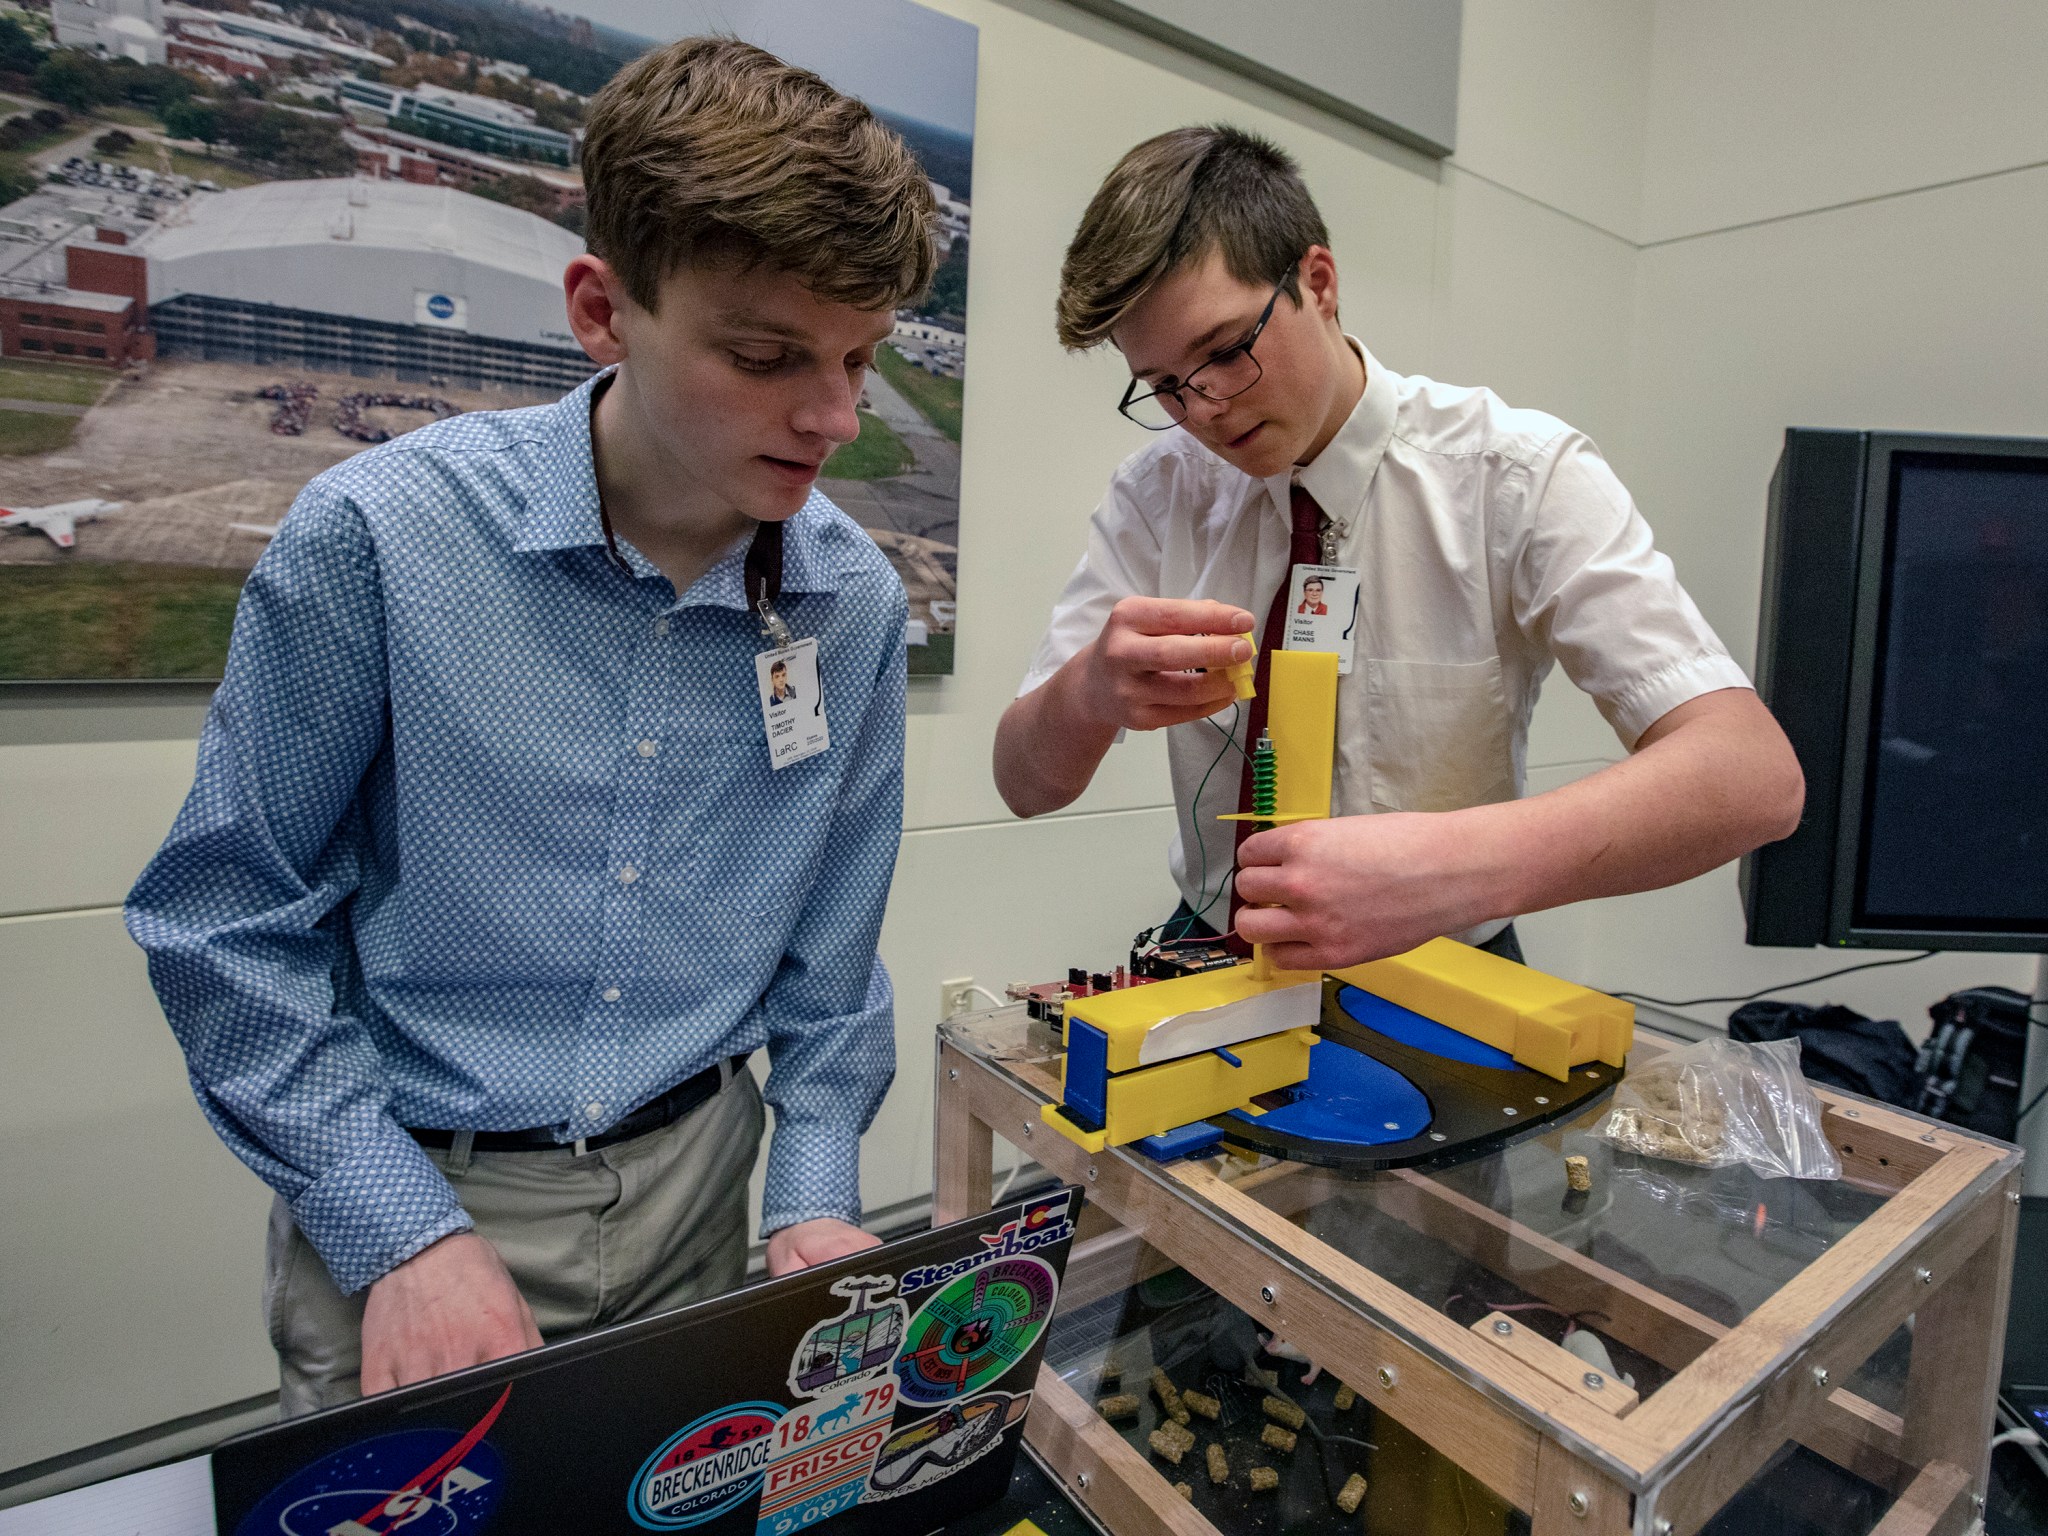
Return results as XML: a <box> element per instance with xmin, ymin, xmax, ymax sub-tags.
<box><xmin>1332</xmin><ymin>938</ymin><xmax>1633</xmax><ymax>1082</ymax></box>
<box><xmin>1224</xmin><ymin>632</ymin><xmax>1257</xmax><ymax>702</ymax></box>
<box><xmin>1043</xmin><ymin>1026</ymin><xmax>1317</xmax><ymax>1152</ymax></box>
<box><xmin>1064</xmin><ymin>962</ymin><xmax>1320</xmax><ymax>1071</ymax></box>
<box><xmin>1219</xmin><ymin>649</ymin><xmax>1339</xmax><ymax>826</ymax></box>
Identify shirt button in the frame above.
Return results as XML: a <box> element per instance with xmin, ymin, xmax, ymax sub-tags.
<box><xmin>585</xmin><ymin>1100</ymin><xmax>605</xmax><ymax>1121</ymax></box>
<box><xmin>618</xmin><ymin>865</ymin><xmax>638</xmax><ymax>884</ymax></box>
<box><xmin>653</xmin><ymin>617</ymin><xmax>670</xmax><ymax>637</ymax></box>
<box><xmin>601</xmin><ymin>986</ymin><xmax>621</xmax><ymax>1003</ymax></box>
<box><xmin>636</xmin><ymin>739</ymin><xmax>658</xmax><ymax>758</ymax></box>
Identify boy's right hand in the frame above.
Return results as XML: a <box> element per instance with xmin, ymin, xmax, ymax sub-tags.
<box><xmin>1080</xmin><ymin>597</ymin><xmax>1257</xmax><ymax>731</ymax></box>
<box><xmin>360</xmin><ymin>1230</ymin><xmax>543</xmax><ymax>1395</ymax></box>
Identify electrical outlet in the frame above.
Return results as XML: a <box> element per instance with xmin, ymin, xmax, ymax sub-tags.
<box><xmin>940</xmin><ymin>977</ymin><xmax>977</xmax><ymax>1019</ymax></box>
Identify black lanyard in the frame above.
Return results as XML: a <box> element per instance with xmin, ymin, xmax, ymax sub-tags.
<box><xmin>597</xmin><ymin>496</ymin><xmax>791</xmax><ymax>647</ymax></box>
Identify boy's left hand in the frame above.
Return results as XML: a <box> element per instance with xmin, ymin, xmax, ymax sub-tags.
<box><xmin>767</xmin><ymin>1217</ymin><xmax>881</xmax><ymax>1276</ymax></box>
<box><xmin>1233</xmin><ymin>812</ymin><xmax>1499</xmax><ymax>972</ymax></box>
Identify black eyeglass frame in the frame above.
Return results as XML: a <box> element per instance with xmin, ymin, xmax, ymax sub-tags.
<box><xmin>1117</xmin><ymin>271</ymin><xmax>1293</xmax><ymax>430</ymax></box>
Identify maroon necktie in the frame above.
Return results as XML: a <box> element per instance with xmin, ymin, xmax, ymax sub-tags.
<box><xmin>1225</xmin><ymin>483</ymin><xmax>1323</xmax><ymax>943</ymax></box>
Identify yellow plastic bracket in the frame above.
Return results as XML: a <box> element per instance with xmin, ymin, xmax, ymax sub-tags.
<box><xmin>1064</xmin><ymin>962</ymin><xmax>1318</xmax><ymax>1072</ymax></box>
<box><xmin>1042</xmin><ymin>1026</ymin><xmax>1317</xmax><ymax>1151</ymax></box>
<box><xmin>1332</xmin><ymin>938</ymin><xmax>1634</xmax><ymax>1082</ymax></box>
<box><xmin>1217</xmin><ymin>648</ymin><xmax>1339</xmax><ymax>824</ymax></box>
<box><xmin>1223</xmin><ymin>631</ymin><xmax>1257</xmax><ymax>702</ymax></box>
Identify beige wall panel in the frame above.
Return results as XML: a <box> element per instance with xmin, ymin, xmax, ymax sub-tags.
<box><xmin>1641</xmin><ymin>0</ymin><xmax>2048</xmax><ymax>241</ymax></box>
<box><xmin>0</xmin><ymin>741</ymin><xmax>195</xmax><ymax>919</ymax></box>
<box><xmin>0</xmin><ymin>910</ymin><xmax>275</xmax><ymax>1475</ymax></box>
<box><xmin>1452</xmin><ymin>0</ymin><xmax>1653</xmax><ymax>240</ymax></box>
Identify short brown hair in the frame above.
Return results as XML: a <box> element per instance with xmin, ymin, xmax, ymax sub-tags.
<box><xmin>582</xmin><ymin>37</ymin><xmax>938</xmax><ymax>314</ymax></box>
<box><xmin>1057</xmin><ymin>125</ymin><xmax>1329</xmax><ymax>351</ymax></box>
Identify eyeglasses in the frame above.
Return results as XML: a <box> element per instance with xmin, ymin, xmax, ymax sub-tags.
<box><xmin>1117</xmin><ymin>272</ymin><xmax>1290</xmax><ymax>431</ymax></box>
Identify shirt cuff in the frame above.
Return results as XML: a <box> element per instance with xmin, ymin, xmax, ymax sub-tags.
<box><xmin>288</xmin><ymin>1130</ymin><xmax>474</xmax><ymax>1295</ymax></box>
<box><xmin>760</xmin><ymin>1113</ymin><xmax>863</xmax><ymax>1238</ymax></box>
<box><xmin>1603</xmin><ymin>651</ymin><xmax>1754</xmax><ymax>747</ymax></box>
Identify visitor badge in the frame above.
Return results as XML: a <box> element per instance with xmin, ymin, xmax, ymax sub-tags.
<box><xmin>1282</xmin><ymin>563</ymin><xmax>1360</xmax><ymax>674</ymax></box>
<box><xmin>757</xmin><ymin>637</ymin><xmax>829</xmax><ymax>770</ymax></box>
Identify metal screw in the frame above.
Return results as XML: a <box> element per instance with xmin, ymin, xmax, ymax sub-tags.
<box><xmin>2013</xmin><ymin>1191</ymin><xmax>2025</xmax><ymax>1205</ymax></box>
<box><xmin>1503</xmin><ymin>1106</ymin><xmax>1519</xmax><ymax>1117</ymax></box>
<box><xmin>1920</xmin><ymin>1132</ymin><xmax>1939</xmax><ymax>1144</ymax></box>
<box><xmin>1022</xmin><ymin>1123</ymin><xmax>1033</xmax><ymax>1139</ymax></box>
<box><xmin>1975</xmin><ymin>1493</ymin><xmax>1988</xmax><ymax>1513</ymax></box>
<box><xmin>1535</xmin><ymin>1096</ymin><xmax>1550</xmax><ymax>1105</ymax></box>
<box><xmin>1087</xmin><ymin>1165</ymin><xmax>1099</xmax><ymax>1182</ymax></box>
<box><xmin>1567</xmin><ymin>1491</ymin><xmax>1589</xmax><ymax>1517</ymax></box>
<box><xmin>947</xmin><ymin>1067</ymin><xmax>959</xmax><ymax>1080</ymax></box>
<box><xmin>1583</xmin><ymin>1372</ymin><xmax>1604</xmax><ymax>1391</ymax></box>
<box><xmin>1653</xmin><ymin>1520</ymin><xmax>1674</xmax><ymax>1535</ymax></box>
<box><xmin>1077</xmin><ymin>1471</ymin><xmax>1091</xmax><ymax>1490</ymax></box>
<box><xmin>1844</xmin><ymin>1108</ymin><xmax>1859</xmax><ymax>1118</ymax></box>
<box><xmin>1812</xmin><ymin>1366</ymin><xmax>1829</xmax><ymax>1388</ymax></box>
<box><xmin>1915</xmin><ymin>1266</ymin><xmax>1933</xmax><ymax>1285</ymax></box>
<box><xmin>1430</xmin><ymin>1132</ymin><xmax>1448</xmax><ymax>1142</ymax></box>
<box><xmin>1377</xmin><ymin>1366</ymin><xmax>1396</xmax><ymax>1389</ymax></box>
<box><xmin>1584</xmin><ymin>1070</ymin><xmax>1601</xmax><ymax>1080</ymax></box>
<box><xmin>1493</xmin><ymin>1318</ymin><xmax>1514</xmax><ymax>1336</ymax></box>
<box><xmin>1260</xmin><ymin>1284</ymin><xmax>1277</xmax><ymax>1306</ymax></box>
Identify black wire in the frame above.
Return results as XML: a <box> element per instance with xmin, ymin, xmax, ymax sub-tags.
<box><xmin>1608</xmin><ymin>951</ymin><xmax>1938</xmax><ymax>1010</ymax></box>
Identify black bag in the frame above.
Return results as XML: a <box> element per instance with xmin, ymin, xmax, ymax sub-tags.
<box><xmin>1728</xmin><ymin>1000</ymin><xmax>1918</xmax><ymax>1105</ymax></box>
<box><xmin>1910</xmin><ymin>987</ymin><xmax>2031</xmax><ymax>1140</ymax></box>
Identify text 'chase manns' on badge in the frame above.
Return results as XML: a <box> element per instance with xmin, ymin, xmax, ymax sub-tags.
<box><xmin>756</xmin><ymin>637</ymin><xmax>829</xmax><ymax>770</ymax></box>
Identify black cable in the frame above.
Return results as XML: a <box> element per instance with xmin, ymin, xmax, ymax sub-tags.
<box><xmin>1608</xmin><ymin>951</ymin><xmax>1938</xmax><ymax>1010</ymax></box>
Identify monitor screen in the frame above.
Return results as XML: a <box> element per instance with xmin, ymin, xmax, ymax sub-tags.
<box><xmin>1854</xmin><ymin>451</ymin><xmax>2048</xmax><ymax>935</ymax></box>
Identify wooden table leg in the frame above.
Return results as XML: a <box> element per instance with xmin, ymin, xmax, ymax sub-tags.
<box><xmin>933</xmin><ymin>1040</ymin><xmax>994</xmax><ymax>1224</ymax></box>
<box><xmin>1531</xmin><ymin>1437</ymin><xmax>1632</xmax><ymax>1536</ymax></box>
<box><xmin>1901</xmin><ymin>1170</ymin><xmax>2019</xmax><ymax>1518</ymax></box>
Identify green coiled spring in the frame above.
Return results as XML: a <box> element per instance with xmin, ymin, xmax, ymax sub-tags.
<box><xmin>1251</xmin><ymin>732</ymin><xmax>1277</xmax><ymax>819</ymax></box>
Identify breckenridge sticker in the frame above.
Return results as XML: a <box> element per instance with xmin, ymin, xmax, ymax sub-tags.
<box><xmin>864</xmin><ymin>1389</ymin><xmax>1033</xmax><ymax>1501</ymax></box>
<box><xmin>630</xmin><ymin>1401</ymin><xmax>783</xmax><ymax>1531</ymax></box>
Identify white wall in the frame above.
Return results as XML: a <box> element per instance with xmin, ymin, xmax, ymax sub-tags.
<box><xmin>5</xmin><ymin>0</ymin><xmax>2042</xmax><ymax>1474</ymax></box>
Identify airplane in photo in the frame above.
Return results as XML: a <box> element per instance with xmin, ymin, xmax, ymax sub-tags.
<box><xmin>0</xmin><ymin>498</ymin><xmax>123</xmax><ymax>549</ymax></box>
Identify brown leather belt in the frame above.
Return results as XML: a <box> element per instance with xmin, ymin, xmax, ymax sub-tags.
<box><xmin>406</xmin><ymin>1054</ymin><xmax>748</xmax><ymax>1154</ymax></box>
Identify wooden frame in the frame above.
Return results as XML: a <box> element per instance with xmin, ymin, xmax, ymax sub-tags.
<box><xmin>936</xmin><ymin>1020</ymin><xmax>2020</xmax><ymax>1536</ymax></box>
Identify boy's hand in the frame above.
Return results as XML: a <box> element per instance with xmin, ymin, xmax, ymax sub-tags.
<box><xmin>1233</xmin><ymin>813</ymin><xmax>1498</xmax><ymax>971</ymax></box>
<box><xmin>767</xmin><ymin>1217</ymin><xmax>880</xmax><ymax>1276</ymax></box>
<box><xmin>360</xmin><ymin>1231</ymin><xmax>543</xmax><ymax>1395</ymax></box>
<box><xmin>1079</xmin><ymin>597</ymin><xmax>1257</xmax><ymax>732</ymax></box>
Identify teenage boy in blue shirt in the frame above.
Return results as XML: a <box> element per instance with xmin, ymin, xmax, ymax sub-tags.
<box><xmin>127</xmin><ymin>38</ymin><xmax>932</xmax><ymax>1413</ymax></box>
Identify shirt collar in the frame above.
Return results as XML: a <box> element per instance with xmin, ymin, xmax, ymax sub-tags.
<box><xmin>1273</xmin><ymin>337</ymin><xmax>1399</xmax><ymax>536</ymax></box>
<box><xmin>511</xmin><ymin>365</ymin><xmax>838</xmax><ymax>608</ymax></box>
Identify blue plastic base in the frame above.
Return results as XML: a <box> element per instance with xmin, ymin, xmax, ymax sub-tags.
<box><xmin>1336</xmin><ymin>985</ymin><xmax>1517</xmax><ymax>1070</ymax></box>
<box><xmin>1134</xmin><ymin>1121</ymin><xmax>1226</xmax><ymax>1161</ymax></box>
<box><xmin>1064</xmin><ymin>1021</ymin><xmax>1110</xmax><ymax>1129</ymax></box>
<box><xmin>1225</xmin><ymin>1029</ymin><xmax>1432</xmax><ymax>1147</ymax></box>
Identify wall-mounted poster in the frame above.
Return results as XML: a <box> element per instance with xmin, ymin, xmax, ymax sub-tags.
<box><xmin>0</xmin><ymin>0</ymin><xmax>974</xmax><ymax>680</ymax></box>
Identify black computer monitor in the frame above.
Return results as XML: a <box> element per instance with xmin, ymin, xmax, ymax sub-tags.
<box><xmin>1742</xmin><ymin>428</ymin><xmax>2048</xmax><ymax>952</ymax></box>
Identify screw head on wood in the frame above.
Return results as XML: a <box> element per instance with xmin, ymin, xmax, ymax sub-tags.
<box><xmin>1812</xmin><ymin>1366</ymin><xmax>1830</xmax><ymax>1388</ymax></box>
<box><xmin>1654</xmin><ymin>1520</ymin><xmax>1674</xmax><ymax>1535</ymax></box>
<box><xmin>1087</xmin><ymin>1165</ymin><xmax>1099</xmax><ymax>1181</ymax></box>
<box><xmin>1022</xmin><ymin>1122</ymin><xmax>1033</xmax><ymax>1138</ymax></box>
<box><xmin>1377</xmin><ymin>1366</ymin><xmax>1396</xmax><ymax>1389</ymax></box>
<box><xmin>1493</xmin><ymin>1318</ymin><xmax>1514</xmax><ymax>1336</ymax></box>
<box><xmin>1915</xmin><ymin>1266</ymin><xmax>1933</xmax><ymax>1285</ymax></box>
<box><xmin>1844</xmin><ymin>1108</ymin><xmax>1859</xmax><ymax>1118</ymax></box>
<box><xmin>1077</xmin><ymin>1471</ymin><xmax>1091</xmax><ymax>1490</ymax></box>
<box><xmin>2013</xmin><ymin>1191</ymin><xmax>2024</xmax><ymax>1205</ymax></box>
<box><xmin>947</xmin><ymin>1067</ymin><xmax>959</xmax><ymax>1080</ymax></box>
<box><xmin>1567</xmin><ymin>1491</ymin><xmax>1589</xmax><ymax>1516</ymax></box>
<box><xmin>1583</xmin><ymin>1372</ymin><xmax>1604</xmax><ymax>1390</ymax></box>
<box><xmin>1260</xmin><ymin>1284</ymin><xmax>1277</xmax><ymax>1305</ymax></box>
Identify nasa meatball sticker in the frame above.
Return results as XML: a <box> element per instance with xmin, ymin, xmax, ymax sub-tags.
<box><xmin>630</xmin><ymin>1401</ymin><xmax>783</xmax><ymax>1531</ymax></box>
<box><xmin>864</xmin><ymin>1389</ymin><xmax>1033</xmax><ymax>1501</ymax></box>
<box><xmin>892</xmin><ymin>1255</ymin><xmax>1059</xmax><ymax>1406</ymax></box>
<box><xmin>234</xmin><ymin>1385</ymin><xmax>509</xmax><ymax>1536</ymax></box>
<box><xmin>752</xmin><ymin>1380</ymin><xmax>899</xmax><ymax>1536</ymax></box>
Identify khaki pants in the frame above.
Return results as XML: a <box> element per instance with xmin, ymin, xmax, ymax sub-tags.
<box><xmin>264</xmin><ymin>1069</ymin><xmax>764</xmax><ymax>1417</ymax></box>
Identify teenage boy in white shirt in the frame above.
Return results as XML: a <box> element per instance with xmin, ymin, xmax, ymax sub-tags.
<box><xmin>995</xmin><ymin>126</ymin><xmax>1803</xmax><ymax>969</ymax></box>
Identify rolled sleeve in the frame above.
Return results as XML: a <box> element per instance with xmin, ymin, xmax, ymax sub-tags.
<box><xmin>756</xmin><ymin>590</ymin><xmax>905</xmax><ymax>1236</ymax></box>
<box><xmin>1508</xmin><ymin>433</ymin><xmax>1752</xmax><ymax>747</ymax></box>
<box><xmin>126</xmin><ymin>478</ymin><xmax>469</xmax><ymax>1294</ymax></box>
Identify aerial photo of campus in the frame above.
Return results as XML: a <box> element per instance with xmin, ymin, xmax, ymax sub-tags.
<box><xmin>0</xmin><ymin>0</ymin><xmax>975</xmax><ymax>679</ymax></box>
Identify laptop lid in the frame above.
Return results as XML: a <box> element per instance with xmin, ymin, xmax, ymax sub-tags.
<box><xmin>211</xmin><ymin>1188</ymin><xmax>1083</xmax><ymax>1536</ymax></box>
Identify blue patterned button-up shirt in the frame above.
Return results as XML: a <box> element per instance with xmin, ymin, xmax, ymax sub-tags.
<box><xmin>126</xmin><ymin>371</ymin><xmax>905</xmax><ymax>1295</ymax></box>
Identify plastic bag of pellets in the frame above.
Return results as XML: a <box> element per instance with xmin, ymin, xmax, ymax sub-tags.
<box><xmin>1597</xmin><ymin>1036</ymin><xmax>1841</xmax><ymax>1181</ymax></box>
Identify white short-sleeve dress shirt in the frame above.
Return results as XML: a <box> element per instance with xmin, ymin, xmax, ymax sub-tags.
<box><xmin>1018</xmin><ymin>342</ymin><xmax>1752</xmax><ymax>941</ymax></box>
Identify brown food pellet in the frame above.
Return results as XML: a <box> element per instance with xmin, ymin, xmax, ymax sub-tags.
<box><xmin>1261</xmin><ymin>1424</ymin><xmax>1298</xmax><ymax>1454</ymax></box>
<box><xmin>1249</xmin><ymin>1466</ymin><xmax>1280</xmax><ymax>1493</ymax></box>
<box><xmin>1206</xmin><ymin>1443</ymin><xmax>1229</xmax><ymax>1485</ymax></box>
<box><xmin>1332</xmin><ymin>1383</ymin><xmax>1357</xmax><ymax>1411</ymax></box>
<box><xmin>1150</xmin><ymin>1367</ymin><xmax>1189</xmax><ymax>1424</ymax></box>
<box><xmin>1147</xmin><ymin>1430</ymin><xmax>1186</xmax><ymax>1465</ymax></box>
<box><xmin>1096</xmin><ymin>1394</ymin><xmax>1139</xmax><ymax>1421</ymax></box>
<box><xmin>1183</xmin><ymin>1390</ymin><xmax>1221</xmax><ymax>1420</ymax></box>
<box><xmin>1337</xmin><ymin>1473</ymin><xmax>1368</xmax><ymax>1514</ymax></box>
<box><xmin>1159</xmin><ymin>1419</ymin><xmax>1197</xmax><ymax>1453</ymax></box>
<box><xmin>1174</xmin><ymin>1482</ymin><xmax>1193</xmax><ymax>1501</ymax></box>
<box><xmin>1565</xmin><ymin>1154</ymin><xmax>1592</xmax><ymax>1192</ymax></box>
<box><xmin>1261</xmin><ymin>1394</ymin><xmax>1306</xmax><ymax>1430</ymax></box>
